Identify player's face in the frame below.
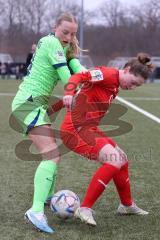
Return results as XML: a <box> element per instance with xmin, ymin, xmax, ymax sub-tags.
<box><xmin>119</xmin><ymin>69</ymin><xmax>145</xmax><ymax>90</ymax></box>
<box><xmin>55</xmin><ymin>21</ymin><xmax>78</xmax><ymax>47</ymax></box>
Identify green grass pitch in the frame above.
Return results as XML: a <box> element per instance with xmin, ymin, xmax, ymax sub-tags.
<box><xmin>0</xmin><ymin>79</ymin><xmax>160</xmax><ymax>240</ymax></box>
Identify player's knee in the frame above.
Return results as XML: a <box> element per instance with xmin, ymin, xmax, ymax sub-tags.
<box><xmin>98</xmin><ymin>144</ymin><xmax>127</xmax><ymax>168</ymax></box>
<box><xmin>41</xmin><ymin>143</ymin><xmax>60</xmax><ymax>162</ymax></box>
<box><xmin>115</xmin><ymin>145</ymin><xmax>128</xmax><ymax>162</ymax></box>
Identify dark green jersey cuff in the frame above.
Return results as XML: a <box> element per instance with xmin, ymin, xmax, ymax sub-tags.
<box><xmin>53</xmin><ymin>62</ymin><xmax>67</xmax><ymax>69</ymax></box>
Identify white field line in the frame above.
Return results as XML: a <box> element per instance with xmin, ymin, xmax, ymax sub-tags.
<box><xmin>0</xmin><ymin>93</ymin><xmax>63</xmax><ymax>97</ymax></box>
<box><xmin>116</xmin><ymin>96</ymin><xmax>160</xmax><ymax>124</ymax></box>
<box><xmin>1</xmin><ymin>92</ymin><xmax>160</xmax><ymax>124</ymax></box>
<box><xmin>0</xmin><ymin>93</ymin><xmax>159</xmax><ymax>101</ymax></box>
<box><xmin>0</xmin><ymin>93</ymin><xmax>62</xmax><ymax>97</ymax></box>
<box><xmin>122</xmin><ymin>97</ymin><xmax>160</xmax><ymax>101</ymax></box>
<box><xmin>0</xmin><ymin>93</ymin><xmax>15</xmax><ymax>96</ymax></box>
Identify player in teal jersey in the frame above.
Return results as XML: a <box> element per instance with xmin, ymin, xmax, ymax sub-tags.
<box><xmin>11</xmin><ymin>12</ymin><xmax>86</xmax><ymax>233</ymax></box>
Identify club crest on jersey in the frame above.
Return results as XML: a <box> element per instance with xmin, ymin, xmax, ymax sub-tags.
<box><xmin>56</xmin><ymin>50</ymin><xmax>65</xmax><ymax>61</ymax></box>
<box><xmin>90</xmin><ymin>69</ymin><xmax>103</xmax><ymax>81</ymax></box>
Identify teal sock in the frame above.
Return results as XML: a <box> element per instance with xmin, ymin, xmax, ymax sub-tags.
<box><xmin>32</xmin><ymin>160</ymin><xmax>57</xmax><ymax>212</ymax></box>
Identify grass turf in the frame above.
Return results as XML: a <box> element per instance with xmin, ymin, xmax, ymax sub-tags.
<box><xmin>0</xmin><ymin>80</ymin><xmax>160</xmax><ymax>240</ymax></box>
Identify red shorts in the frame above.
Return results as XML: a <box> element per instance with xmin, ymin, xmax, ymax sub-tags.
<box><xmin>61</xmin><ymin>120</ymin><xmax>116</xmax><ymax>161</ymax></box>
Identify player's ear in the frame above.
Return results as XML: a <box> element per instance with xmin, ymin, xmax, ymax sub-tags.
<box><xmin>123</xmin><ymin>66</ymin><xmax>130</xmax><ymax>73</ymax></box>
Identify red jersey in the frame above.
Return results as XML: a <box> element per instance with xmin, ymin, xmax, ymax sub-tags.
<box><xmin>63</xmin><ymin>66</ymin><xmax>119</xmax><ymax>128</ymax></box>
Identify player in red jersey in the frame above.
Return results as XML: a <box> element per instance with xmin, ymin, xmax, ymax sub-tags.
<box><xmin>60</xmin><ymin>53</ymin><xmax>154</xmax><ymax>225</ymax></box>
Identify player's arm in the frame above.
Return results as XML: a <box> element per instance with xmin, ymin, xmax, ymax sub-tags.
<box><xmin>53</xmin><ymin>58</ymin><xmax>86</xmax><ymax>86</ymax></box>
<box><xmin>48</xmin><ymin>37</ymin><xmax>72</xmax><ymax>85</ymax></box>
<box><xmin>48</xmin><ymin>67</ymin><xmax>85</xmax><ymax>115</ymax></box>
<box><xmin>64</xmin><ymin>68</ymin><xmax>104</xmax><ymax>96</ymax></box>
<box><xmin>54</xmin><ymin>57</ymin><xmax>86</xmax><ymax>85</ymax></box>
<box><xmin>47</xmin><ymin>65</ymin><xmax>71</xmax><ymax>115</ymax></box>
<box><xmin>48</xmin><ymin>65</ymin><xmax>78</xmax><ymax>115</ymax></box>
<box><xmin>68</xmin><ymin>58</ymin><xmax>86</xmax><ymax>73</ymax></box>
<box><xmin>63</xmin><ymin>68</ymin><xmax>104</xmax><ymax>109</ymax></box>
<box><xmin>49</xmin><ymin>67</ymin><xmax>90</xmax><ymax>114</ymax></box>
<box><xmin>47</xmin><ymin>99</ymin><xmax>64</xmax><ymax>116</ymax></box>
<box><xmin>49</xmin><ymin>37</ymin><xmax>86</xmax><ymax>84</ymax></box>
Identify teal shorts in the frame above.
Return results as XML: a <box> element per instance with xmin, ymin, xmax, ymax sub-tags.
<box><xmin>11</xmin><ymin>90</ymin><xmax>51</xmax><ymax>135</ymax></box>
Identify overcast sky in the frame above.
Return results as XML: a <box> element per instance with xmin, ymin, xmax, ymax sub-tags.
<box><xmin>83</xmin><ymin>0</ymin><xmax>146</xmax><ymax>10</ymax></box>
<box><xmin>79</xmin><ymin>0</ymin><xmax>147</xmax><ymax>24</ymax></box>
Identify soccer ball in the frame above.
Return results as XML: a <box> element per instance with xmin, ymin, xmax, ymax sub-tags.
<box><xmin>50</xmin><ymin>190</ymin><xmax>80</xmax><ymax>219</ymax></box>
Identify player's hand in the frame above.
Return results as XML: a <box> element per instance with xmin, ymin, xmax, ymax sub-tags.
<box><xmin>63</xmin><ymin>95</ymin><xmax>74</xmax><ymax>110</ymax></box>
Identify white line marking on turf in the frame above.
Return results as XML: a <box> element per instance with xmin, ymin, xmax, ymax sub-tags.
<box><xmin>1</xmin><ymin>93</ymin><xmax>159</xmax><ymax>101</ymax></box>
<box><xmin>0</xmin><ymin>93</ymin><xmax>63</xmax><ymax>97</ymax></box>
<box><xmin>116</xmin><ymin>96</ymin><xmax>160</xmax><ymax>124</ymax></box>
<box><xmin>123</xmin><ymin>97</ymin><xmax>160</xmax><ymax>101</ymax></box>
<box><xmin>0</xmin><ymin>93</ymin><xmax>15</xmax><ymax>96</ymax></box>
<box><xmin>1</xmin><ymin>92</ymin><xmax>160</xmax><ymax>124</ymax></box>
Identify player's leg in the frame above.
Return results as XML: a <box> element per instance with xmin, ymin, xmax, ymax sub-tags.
<box><xmin>75</xmin><ymin>143</ymin><xmax>125</xmax><ymax>225</ymax></box>
<box><xmin>61</xmin><ymin>125</ymin><xmax>122</xmax><ymax>225</ymax></box>
<box><xmin>62</xmin><ymin>124</ymin><xmax>148</xmax><ymax>223</ymax></box>
<box><xmin>44</xmin><ymin>174</ymin><xmax>57</xmax><ymax>206</ymax></box>
<box><xmin>61</xmin><ymin>124</ymin><xmax>100</xmax><ymax>225</ymax></box>
<box><xmin>12</xmin><ymin>96</ymin><xmax>58</xmax><ymax>232</ymax></box>
<box><xmin>77</xmin><ymin>143</ymin><xmax>148</xmax><ymax>224</ymax></box>
<box><xmin>113</xmin><ymin>147</ymin><xmax>148</xmax><ymax>215</ymax></box>
<box><xmin>110</xmin><ymin>146</ymin><xmax>133</xmax><ymax>206</ymax></box>
<box><xmin>25</xmin><ymin>124</ymin><xmax>60</xmax><ymax>233</ymax></box>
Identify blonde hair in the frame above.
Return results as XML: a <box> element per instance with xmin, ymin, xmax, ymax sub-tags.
<box><xmin>124</xmin><ymin>53</ymin><xmax>154</xmax><ymax>80</ymax></box>
<box><xmin>56</xmin><ymin>12</ymin><xmax>82</xmax><ymax>59</ymax></box>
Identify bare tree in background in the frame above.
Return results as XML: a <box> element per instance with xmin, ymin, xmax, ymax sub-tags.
<box><xmin>4</xmin><ymin>0</ymin><xmax>16</xmax><ymax>31</ymax></box>
<box><xmin>0</xmin><ymin>0</ymin><xmax>6</xmax><ymax>51</ymax></box>
<box><xmin>96</xmin><ymin>0</ymin><xmax>131</xmax><ymax>57</ymax></box>
<box><xmin>23</xmin><ymin>0</ymin><xmax>48</xmax><ymax>35</ymax></box>
<box><xmin>0</xmin><ymin>0</ymin><xmax>5</xmax><ymax>23</ymax></box>
<box><xmin>44</xmin><ymin>0</ymin><xmax>82</xmax><ymax>32</ymax></box>
<box><xmin>100</xmin><ymin>0</ymin><xmax>124</xmax><ymax>28</ymax></box>
<box><xmin>130</xmin><ymin>0</ymin><xmax>160</xmax><ymax>55</ymax></box>
<box><xmin>1</xmin><ymin>0</ymin><xmax>160</xmax><ymax>63</ymax></box>
<box><xmin>1</xmin><ymin>0</ymin><xmax>49</xmax><ymax>56</ymax></box>
<box><xmin>136</xmin><ymin>0</ymin><xmax>160</xmax><ymax>31</ymax></box>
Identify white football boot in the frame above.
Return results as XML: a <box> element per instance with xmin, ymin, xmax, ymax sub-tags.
<box><xmin>74</xmin><ymin>207</ymin><xmax>97</xmax><ymax>226</ymax></box>
<box><xmin>24</xmin><ymin>209</ymin><xmax>55</xmax><ymax>233</ymax></box>
<box><xmin>117</xmin><ymin>202</ymin><xmax>149</xmax><ymax>215</ymax></box>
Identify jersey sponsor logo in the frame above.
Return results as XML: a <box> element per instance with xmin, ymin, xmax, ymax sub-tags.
<box><xmin>90</xmin><ymin>69</ymin><xmax>104</xmax><ymax>81</ymax></box>
<box><xmin>55</xmin><ymin>50</ymin><xmax>65</xmax><ymax>61</ymax></box>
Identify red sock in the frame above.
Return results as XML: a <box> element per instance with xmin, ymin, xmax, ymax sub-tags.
<box><xmin>113</xmin><ymin>162</ymin><xmax>132</xmax><ymax>206</ymax></box>
<box><xmin>81</xmin><ymin>163</ymin><xmax>119</xmax><ymax>208</ymax></box>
